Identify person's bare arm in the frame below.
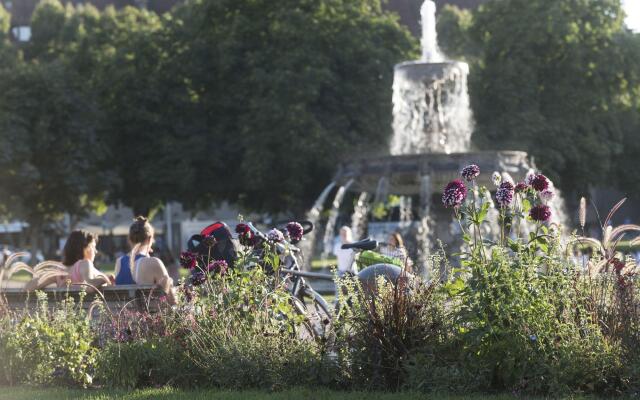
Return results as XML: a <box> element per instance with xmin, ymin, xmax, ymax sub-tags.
<box><xmin>76</xmin><ymin>260</ymin><xmax>111</xmax><ymax>288</ymax></box>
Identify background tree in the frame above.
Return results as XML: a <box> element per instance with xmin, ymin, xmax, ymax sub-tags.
<box><xmin>0</xmin><ymin>61</ymin><xmax>111</xmax><ymax>252</ymax></box>
<box><xmin>466</xmin><ymin>0</ymin><xmax>638</xmax><ymax>198</ymax></box>
<box><xmin>167</xmin><ymin>0</ymin><xmax>417</xmax><ymax>214</ymax></box>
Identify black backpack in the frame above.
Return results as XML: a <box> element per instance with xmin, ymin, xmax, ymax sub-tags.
<box><xmin>187</xmin><ymin>221</ymin><xmax>238</xmax><ymax>270</ymax></box>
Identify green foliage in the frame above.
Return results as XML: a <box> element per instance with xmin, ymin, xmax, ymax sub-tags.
<box><xmin>0</xmin><ymin>60</ymin><xmax>112</xmax><ymax>236</ymax></box>
<box><xmin>98</xmin><ymin>338</ymin><xmax>189</xmax><ymax>389</ymax></box>
<box><xmin>458</xmin><ymin>0</ymin><xmax>640</xmax><ymax>197</ymax></box>
<box><xmin>0</xmin><ymin>2</ymin><xmax>10</xmax><ymax>37</ymax></box>
<box><xmin>0</xmin><ymin>294</ymin><xmax>96</xmax><ymax>387</ymax></box>
<box><xmin>0</xmin><ymin>0</ymin><xmax>416</xmax><ymax>217</ymax></box>
<box><xmin>436</xmin><ymin>5</ymin><xmax>478</xmax><ymax>61</ymax></box>
<box><xmin>163</xmin><ymin>0</ymin><xmax>417</xmax><ymax>213</ymax></box>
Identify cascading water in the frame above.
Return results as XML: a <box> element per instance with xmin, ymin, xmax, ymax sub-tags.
<box><xmin>390</xmin><ymin>0</ymin><xmax>473</xmax><ymax>155</ymax></box>
<box><xmin>298</xmin><ymin>181</ymin><xmax>336</xmax><ymax>270</ymax></box>
<box><xmin>307</xmin><ymin>0</ymin><xmax>570</xmax><ymax>273</ymax></box>
<box><xmin>373</xmin><ymin>176</ymin><xmax>390</xmax><ymax>204</ymax></box>
<box><xmin>420</xmin><ymin>0</ymin><xmax>443</xmax><ymax>63</ymax></box>
<box><xmin>322</xmin><ymin>179</ymin><xmax>354</xmax><ymax>256</ymax></box>
<box><xmin>351</xmin><ymin>192</ymin><xmax>370</xmax><ymax>240</ymax></box>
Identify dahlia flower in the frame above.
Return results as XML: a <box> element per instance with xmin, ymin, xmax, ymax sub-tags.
<box><xmin>461</xmin><ymin>164</ymin><xmax>480</xmax><ymax>181</ymax></box>
<box><xmin>442</xmin><ymin>179</ymin><xmax>467</xmax><ymax>208</ymax></box>
<box><xmin>495</xmin><ymin>181</ymin><xmax>515</xmax><ymax>207</ymax></box>
<box><xmin>529</xmin><ymin>204</ymin><xmax>552</xmax><ymax>222</ymax></box>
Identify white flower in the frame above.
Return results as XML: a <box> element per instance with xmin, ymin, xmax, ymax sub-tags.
<box><xmin>501</xmin><ymin>172</ymin><xmax>514</xmax><ymax>185</ymax></box>
<box><xmin>492</xmin><ymin>171</ymin><xmax>502</xmax><ymax>186</ymax></box>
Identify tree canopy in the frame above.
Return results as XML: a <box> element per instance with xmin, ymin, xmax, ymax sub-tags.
<box><xmin>0</xmin><ymin>0</ymin><xmax>416</xmax><ymax>225</ymax></box>
<box><xmin>437</xmin><ymin>0</ymin><xmax>640</xmax><ymax>199</ymax></box>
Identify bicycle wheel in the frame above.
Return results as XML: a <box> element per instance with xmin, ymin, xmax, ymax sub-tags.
<box><xmin>299</xmin><ymin>286</ymin><xmax>332</xmax><ymax>341</ymax></box>
<box><xmin>290</xmin><ymin>296</ymin><xmax>316</xmax><ymax>341</ymax></box>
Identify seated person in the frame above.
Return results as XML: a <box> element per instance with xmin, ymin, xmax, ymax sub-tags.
<box><xmin>114</xmin><ymin>217</ymin><xmax>176</xmax><ymax>304</ymax></box>
<box><xmin>26</xmin><ymin>230</ymin><xmax>113</xmax><ymax>291</ymax></box>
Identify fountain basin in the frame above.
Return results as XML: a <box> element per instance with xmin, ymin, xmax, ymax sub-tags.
<box><xmin>336</xmin><ymin>151</ymin><xmax>532</xmax><ymax>195</ymax></box>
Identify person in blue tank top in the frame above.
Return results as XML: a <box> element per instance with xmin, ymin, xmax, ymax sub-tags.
<box><xmin>113</xmin><ymin>216</ymin><xmax>176</xmax><ymax>304</ymax></box>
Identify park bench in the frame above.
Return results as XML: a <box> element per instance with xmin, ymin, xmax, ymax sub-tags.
<box><xmin>0</xmin><ymin>285</ymin><xmax>164</xmax><ymax>314</ymax></box>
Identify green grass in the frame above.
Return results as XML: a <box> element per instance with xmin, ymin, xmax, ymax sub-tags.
<box><xmin>0</xmin><ymin>387</ymin><xmax>600</xmax><ymax>400</ymax></box>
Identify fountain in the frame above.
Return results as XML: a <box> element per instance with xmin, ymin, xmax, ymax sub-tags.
<box><xmin>305</xmin><ymin>0</ymin><xmax>566</xmax><ymax>274</ymax></box>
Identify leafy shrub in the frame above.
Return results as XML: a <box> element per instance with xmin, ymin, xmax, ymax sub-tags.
<box><xmin>0</xmin><ymin>293</ymin><xmax>96</xmax><ymax>387</ymax></box>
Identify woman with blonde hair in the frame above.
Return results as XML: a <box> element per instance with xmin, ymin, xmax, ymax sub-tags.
<box><xmin>114</xmin><ymin>217</ymin><xmax>176</xmax><ymax>304</ymax></box>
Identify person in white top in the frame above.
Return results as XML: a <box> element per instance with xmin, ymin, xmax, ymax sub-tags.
<box><xmin>333</xmin><ymin>226</ymin><xmax>356</xmax><ymax>276</ymax></box>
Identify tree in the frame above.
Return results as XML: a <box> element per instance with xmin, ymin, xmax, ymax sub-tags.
<box><xmin>468</xmin><ymin>0</ymin><xmax>634</xmax><ymax>196</ymax></box>
<box><xmin>167</xmin><ymin>0</ymin><xmax>417</xmax><ymax>214</ymax></box>
<box><xmin>0</xmin><ymin>61</ymin><xmax>112</xmax><ymax>251</ymax></box>
<box><xmin>436</xmin><ymin>4</ymin><xmax>478</xmax><ymax>61</ymax></box>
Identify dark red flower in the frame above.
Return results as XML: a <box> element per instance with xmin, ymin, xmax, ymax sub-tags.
<box><xmin>235</xmin><ymin>223</ymin><xmax>255</xmax><ymax>246</ymax></box>
<box><xmin>529</xmin><ymin>204</ymin><xmax>552</xmax><ymax>222</ymax></box>
<box><xmin>611</xmin><ymin>258</ymin><xmax>625</xmax><ymax>275</ymax></box>
<box><xmin>515</xmin><ymin>182</ymin><xmax>528</xmax><ymax>193</ymax></box>
<box><xmin>286</xmin><ymin>222</ymin><xmax>304</xmax><ymax>243</ymax></box>
<box><xmin>442</xmin><ymin>179</ymin><xmax>467</xmax><ymax>208</ymax></box>
<box><xmin>531</xmin><ymin>174</ymin><xmax>549</xmax><ymax>192</ymax></box>
<box><xmin>179</xmin><ymin>251</ymin><xmax>198</xmax><ymax>270</ymax></box>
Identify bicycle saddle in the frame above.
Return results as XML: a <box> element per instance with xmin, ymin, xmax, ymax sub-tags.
<box><xmin>341</xmin><ymin>238</ymin><xmax>378</xmax><ymax>251</ymax></box>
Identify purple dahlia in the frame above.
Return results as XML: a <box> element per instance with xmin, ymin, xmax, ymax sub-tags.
<box><xmin>191</xmin><ymin>270</ymin><xmax>206</xmax><ymax>286</ymax></box>
<box><xmin>531</xmin><ymin>174</ymin><xmax>550</xmax><ymax>192</ymax></box>
<box><xmin>286</xmin><ymin>222</ymin><xmax>304</xmax><ymax>243</ymax></box>
<box><xmin>495</xmin><ymin>181</ymin><xmax>515</xmax><ymax>207</ymax></box>
<box><xmin>442</xmin><ymin>179</ymin><xmax>467</xmax><ymax>208</ymax></box>
<box><xmin>180</xmin><ymin>251</ymin><xmax>198</xmax><ymax>270</ymax></box>
<box><xmin>461</xmin><ymin>164</ymin><xmax>480</xmax><ymax>181</ymax></box>
<box><xmin>529</xmin><ymin>204</ymin><xmax>552</xmax><ymax>222</ymax></box>
<box><xmin>267</xmin><ymin>228</ymin><xmax>285</xmax><ymax>243</ymax></box>
<box><xmin>207</xmin><ymin>259</ymin><xmax>228</xmax><ymax>275</ymax></box>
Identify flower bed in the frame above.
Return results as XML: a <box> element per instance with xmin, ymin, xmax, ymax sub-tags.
<box><xmin>0</xmin><ymin>167</ymin><xmax>639</xmax><ymax>395</ymax></box>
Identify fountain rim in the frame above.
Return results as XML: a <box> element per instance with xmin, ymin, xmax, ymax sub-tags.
<box><xmin>394</xmin><ymin>60</ymin><xmax>469</xmax><ymax>70</ymax></box>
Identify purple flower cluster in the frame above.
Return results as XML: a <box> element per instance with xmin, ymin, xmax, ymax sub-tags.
<box><xmin>531</xmin><ymin>174</ymin><xmax>550</xmax><ymax>192</ymax></box>
<box><xmin>495</xmin><ymin>181</ymin><xmax>514</xmax><ymax>208</ymax></box>
<box><xmin>180</xmin><ymin>251</ymin><xmax>198</xmax><ymax>270</ymax></box>
<box><xmin>286</xmin><ymin>222</ymin><xmax>304</xmax><ymax>243</ymax></box>
<box><xmin>461</xmin><ymin>164</ymin><xmax>480</xmax><ymax>181</ymax></box>
<box><xmin>191</xmin><ymin>270</ymin><xmax>206</xmax><ymax>286</ymax></box>
<box><xmin>267</xmin><ymin>228</ymin><xmax>285</xmax><ymax>243</ymax></box>
<box><xmin>442</xmin><ymin>179</ymin><xmax>467</xmax><ymax>208</ymax></box>
<box><xmin>207</xmin><ymin>259</ymin><xmax>228</xmax><ymax>275</ymax></box>
<box><xmin>529</xmin><ymin>204</ymin><xmax>552</xmax><ymax>222</ymax></box>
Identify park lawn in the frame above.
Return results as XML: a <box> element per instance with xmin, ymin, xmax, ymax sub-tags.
<box><xmin>0</xmin><ymin>387</ymin><xmax>600</xmax><ymax>400</ymax></box>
